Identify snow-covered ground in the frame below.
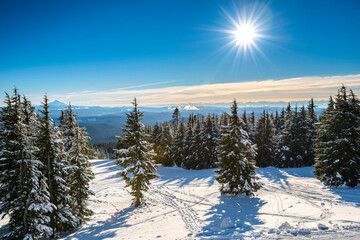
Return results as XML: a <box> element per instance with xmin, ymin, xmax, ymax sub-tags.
<box><xmin>58</xmin><ymin>159</ymin><xmax>360</xmax><ymax>240</ymax></box>
<box><xmin>3</xmin><ymin>159</ymin><xmax>359</xmax><ymax>239</ymax></box>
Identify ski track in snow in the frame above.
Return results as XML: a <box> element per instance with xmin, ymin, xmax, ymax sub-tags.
<box><xmin>1</xmin><ymin>159</ymin><xmax>359</xmax><ymax>240</ymax></box>
<box><xmin>57</xmin><ymin>161</ymin><xmax>360</xmax><ymax>239</ymax></box>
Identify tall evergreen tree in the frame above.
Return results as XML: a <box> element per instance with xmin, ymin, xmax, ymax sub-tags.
<box><xmin>215</xmin><ymin>100</ymin><xmax>261</xmax><ymax>196</ymax></box>
<box><xmin>0</xmin><ymin>90</ymin><xmax>22</xmax><ymax>218</ymax></box>
<box><xmin>159</xmin><ymin>122</ymin><xmax>173</xmax><ymax>166</ymax></box>
<box><xmin>201</xmin><ymin>114</ymin><xmax>218</xmax><ymax>169</ymax></box>
<box><xmin>304</xmin><ymin>98</ymin><xmax>317</xmax><ymax>166</ymax></box>
<box><xmin>314</xmin><ymin>87</ymin><xmax>360</xmax><ymax>187</ymax></box>
<box><xmin>254</xmin><ymin>111</ymin><xmax>276</xmax><ymax>167</ymax></box>
<box><xmin>184</xmin><ymin>120</ymin><xmax>205</xmax><ymax>169</ymax></box>
<box><xmin>183</xmin><ymin>116</ymin><xmax>195</xmax><ymax>169</ymax></box>
<box><xmin>171</xmin><ymin>120</ymin><xmax>186</xmax><ymax>167</ymax></box>
<box><xmin>36</xmin><ymin>95</ymin><xmax>77</xmax><ymax>236</ymax></box>
<box><xmin>67</xmin><ymin>121</ymin><xmax>95</xmax><ymax>224</ymax></box>
<box><xmin>115</xmin><ymin>98</ymin><xmax>159</xmax><ymax>206</ymax></box>
<box><xmin>171</xmin><ymin>107</ymin><xmax>181</xmax><ymax>129</ymax></box>
<box><xmin>0</xmin><ymin>91</ymin><xmax>55</xmax><ymax>239</ymax></box>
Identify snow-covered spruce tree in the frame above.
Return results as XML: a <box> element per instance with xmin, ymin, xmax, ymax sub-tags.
<box><xmin>115</xmin><ymin>98</ymin><xmax>159</xmax><ymax>206</ymax></box>
<box><xmin>254</xmin><ymin>110</ymin><xmax>276</xmax><ymax>167</ymax></box>
<box><xmin>275</xmin><ymin>105</ymin><xmax>294</xmax><ymax>168</ymax></box>
<box><xmin>241</xmin><ymin>111</ymin><xmax>250</xmax><ymax>134</ymax></box>
<box><xmin>171</xmin><ymin>120</ymin><xmax>186</xmax><ymax>167</ymax></box>
<box><xmin>215</xmin><ymin>100</ymin><xmax>261</xmax><ymax>196</ymax></box>
<box><xmin>0</xmin><ymin>91</ymin><xmax>55</xmax><ymax>239</ymax></box>
<box><xmin>150</xmin><ymin>122</ymin><xmax>173</xmax><ymax>166</ymax></box>
<box><xmin>182</xmin><ymin>116</ymin><xmax>195</xmax><ymax>169</ymax></box>
<box><xmin>201</xmin><ymin>114</ymin><xmax>218</xmax><ymax>169</ymax></box>
<box><xmin>8</xmin><ymin>96</ymin><xmax>55</xmax><ymax>239</ymax></box>
<box><xmin>0</xmin><ymin>90</ymin><xmax>21</xmax><ymax>219</ymax></box>
<box><xmin>304</xmin><ymin>98</ymin><xmax>317</xmax><ymax>166</ymax></box>
<box><xmin>36</xmin><ymin>95</ymin><xmax>77</xmax><ymax>236</ymax></box>
<box><xmin>171</xmin><ymin>107</ymin><xmax>181</xmax><ymax>130</ymax></box>
<box><xmin>159</xmin><ymin>122</ymin><xmax>173</xmax><ymax>166</ymax></box>
<box><xmin>67</xmin><ymin>121</ymin><xmax>95</xmax><ymax>224</ymax></box>
<box><xmin>184</xmin><ymin>120</ymin><xmax>205</xmax><ymax>169</ymax></box>
<box><xmin>59</xmin><ymin>104</ymin><xmax>76</xmax><ymax>151</ymax></box>
<box><xmin>314</xmin><ymin>86</ymin><xmax>360</xmax><ymax>187</ymax></box>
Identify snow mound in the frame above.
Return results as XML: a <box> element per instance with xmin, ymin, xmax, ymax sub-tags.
<box><xmin>318</xmin><ymin>223</ymin><xmax>329</xmax><ymax>230</ymax></box>
<box><xmin>278</xmin><ymin>221</ymin><xmax>292</xmax><ymax>230</ymax></box>
<box><xmin>220</xmin><ymin>217</ymin><xmax>234</xmax><ymax>228</ymax></box>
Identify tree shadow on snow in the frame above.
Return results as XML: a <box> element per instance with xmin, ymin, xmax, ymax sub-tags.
<box><xmin>197</xmin><ymin>195</ymin><xmax>265</xmax><ymax>238</ymax></box>
<box><xmin>328</xmin><ymin>186</ymin><xmax>360</xmax><ymax>207</ymax></box>
<box><xmin>155</xmin><ymin>167</ymin><xmax>217</xmax><ymax>187</ymax></box>
<box><xmin>61</xmin><ymin>206</ymin><xmax>135</xmax><ymax>240</ymax></box>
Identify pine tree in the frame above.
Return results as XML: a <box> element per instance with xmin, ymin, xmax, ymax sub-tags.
<box><xmin>275</xmin><ymin>105</ymin><xmax>293</xmax><ymax>168</ymax></box>
<box><xmin>304</xmin><ymin>98</ymin><xmax>317</xmax><ymax>166</ymax></box>
<box><xmin>0</xmin><ymin>90</ymin><xmax>22</xmax><ymax>219</ymax></box>
<box><xmin>115</xmin><ymin>98</ymin><xmax>159</xmax><ymax>206</ymax></box>
<box><xmin>314</xmin><ymin>87</ymin><xmax>360</xmax><ymax>187</ymax></box>
<box><xmin>36</xmin><ymin>95</ymin><xmax>77</xmax><ymax>236</ymax></box>
<box><xmin>171</xmin><ymin>107</ymin><xmax>181</xmax><ymax>129</ymax></box>
<box><xmin>0</xmin><ymin>91</ymin><xmax>55</xmax><ymax>239</ymax></box>
<box><xmin>185</xmin><ymin>120</ymin><xmax>205</xmax><ymax>169</ymax></box>
<box><xmin>159</xmin><ymin>122</ymin><xmax>173</xmax><ymax>166</ymax></box>
<box><xmin>183</xmin><ymin>116</ymin><xmax>195</xmax><ymax>169</ymax></box>
<box><xmin>254</xmin><ymin>111</ymin><xmax>276</xmax><ymax>167</ymax></box>
<box><xmin>171</xmin><ymin>120</ymin><xmax>186</xmax><ymax>167</ymax></box>
<box><xmin>67</xmin><ymin>121</ymin><xmax>95</xmax><ymax>224</ymax></box>
<box><xmin>201</xmin><ymin>114</ymin><xmax>218</xmax><ymax>169</ymax></box>
<box><xmin>215</xmin><ymin>100</ymin><xmax>261</xmax><ymax>196</ymax></box>
<box><xmin>59</xmin><ymin>104</ymin><xmax>77</xmax><ymax>151</ymax></box>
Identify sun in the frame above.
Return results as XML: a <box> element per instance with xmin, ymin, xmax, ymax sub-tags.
<box><xmin>234</xmin><ymin>24</ymin><xmax>256</xmax><ymax>46</ymax></box>
<box><xmin>215</xmin><ymin>2</ymin><xmax>273</xmax><ymax>61</ymax></box>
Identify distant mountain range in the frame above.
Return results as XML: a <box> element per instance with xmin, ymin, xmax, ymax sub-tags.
<box><xmin>43</xmin><ymin>100</ymin><xmax>325</xmax><ymax>144</ymax></box>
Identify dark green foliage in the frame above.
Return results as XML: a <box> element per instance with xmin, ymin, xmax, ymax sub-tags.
<box><xmin>64</xmin><ymin>105</ymin><xmax>95</xmax><ymax>224</ymax></box>
<box><xmin>201</xmin><ymin>114</ymin><xmax>218</xmax><ymax>169</ymax></box>
<box><xmin>171</xmin><ymin>107</ymin><xmax>181</xmax><ymax>129</ymax></box>
<box><xmin>254</xmin><ymin>111</ymin><xmax>276</xmax><ymax>167</ymax></box>
<box><xmin>215</xmin><ymin>100</ymin><xmax>261</xmax><ymax>196</ymax></box>
<box><xmin>304</xmin><ymin>98</ymin><xmax>317</xmax><ymax>166</ymax></box>
<box><xmin>0</xmin><ymin>91</ymin><xmax>54</xmax><ymax>239</ymax></box>
<box><xmin>36</xmin><ymin>96</ymin><xmax>77</xmax><ymax>235</ymax></box>
<box><xmin>171</xmin><ymin>120</ymin><xmax>186</xmax><ymax>167</ymax></box>
<box><xmin>115</xmin><ymin>98</ymin><xmax>159</xmax><ymax>206</ymax></box>
<box><xmin>314</xmin><ymin>87</ymin><xmax>360</xmax><ymax>187</ymax></box>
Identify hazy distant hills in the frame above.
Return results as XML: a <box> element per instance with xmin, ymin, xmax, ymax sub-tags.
<box><xmin>42</xmin><ymin>101</ymin><xmax>325</xmax><ymax>144</ymax></box>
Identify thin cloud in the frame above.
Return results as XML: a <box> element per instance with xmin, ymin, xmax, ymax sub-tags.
<box><xmin>47</xmin><ymin>74</ymin><xmax>360</xmax><ymax>106</ymax></box>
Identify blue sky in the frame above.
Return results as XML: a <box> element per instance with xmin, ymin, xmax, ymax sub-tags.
<box><xmin>1</xmin><ymin>0</ymin><xmax>360</xmax><ymax>106</ymax></box>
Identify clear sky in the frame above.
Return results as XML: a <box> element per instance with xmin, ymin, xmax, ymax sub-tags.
<box><xmin>1</xmin><ymin>0</ymin><xmax>360</xmax><ymax>106</ymax></box>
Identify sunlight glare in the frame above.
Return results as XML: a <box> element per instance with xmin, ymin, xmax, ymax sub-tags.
<box><xmin>234</xmin><ymin>24</ymin><xmax>256</xmax><ymax>45</ymax></box>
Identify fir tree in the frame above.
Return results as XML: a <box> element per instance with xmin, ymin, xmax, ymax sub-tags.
<box><xmin>183</xmin><ymin>116</ymin><xmax>195</xmax><ymax>169</ymax></box>
<box><xmin>36</xmin><ymin>95</ymin><xmax>77</xmax><ymax>236</ymax></box>
<box><xmin>0</xmin><ymin>90</ymin><xmax>22</xmax><ymax>219</ymax></box>
<box><xmin>159</xmin><ymin>122</ymin><xmax>173</xmax><ymax>166</ymax></box>
<box><xmin>115</xmin><ymin>98</ymin><xmax>159</xmax><ymax>206</ymax></box>
<box><xmin>304</xmin><ymin>98</ymin><xmax>317</xmax><ymax>166</ymax></box>
<box><xmin>171</xmin><ymin>107</ymin><xmax>181</xmax><ymax>129</ymax></box>
<box><xmin>171</xmin><ymin>120</ymin><xmax>186</xmax><ymax>167</ymax></box>
<box><xmin>59</xmin><ymin>104</ymin><xmax>77</xmax><ymax>151</ymax></box>
<box><xmin>215</xmin><ymin>100</ymin><xmax>261</xmax><ymax>196</ymax></box>
<box><xmin>314</xmin><ymin>87</ymin><xmax>360</xmax><ymax>187</ymax></box>
<box><xmin>185</xmin><ymin>120</ymin><xmax>205</xmax><ymax>169</ymax></box>
<box><xmin>0</xmin><ymin>91</ymin><xmax>55</xmax><ymax>239</ymax></box>
<box><xmin>201</xmin><ymin>114</ymin><xmax>219</xmax><ymax>169</ymax></box>
<box><xmin>254</xmin><ymin>111</ymin><xmax>276</xmax><ymax>167</ymax></box>
<box><xmin>67</xmin><ymin>121</ymin><xmax>95</xmax><ymax>224</ymax></box>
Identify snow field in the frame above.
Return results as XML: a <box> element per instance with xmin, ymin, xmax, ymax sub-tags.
<box><xmin>59</xmin><ymin>160</ymin><xmax>360</xmax><ymax>240</ymax></box>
